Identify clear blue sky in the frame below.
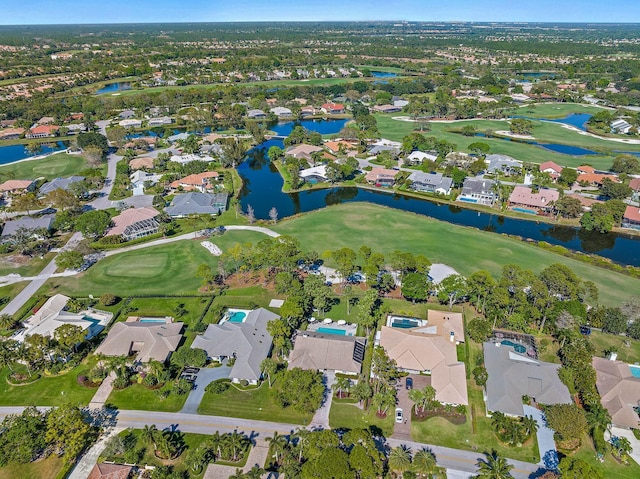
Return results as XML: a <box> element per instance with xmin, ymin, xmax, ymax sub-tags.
<box><xmin>1</xmin><ymin>0</ymin><xmax>639</xmax><ymax>25</ymax></box>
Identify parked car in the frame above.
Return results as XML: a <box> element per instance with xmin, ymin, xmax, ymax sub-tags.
<box><xmin>395</xmin><ymin>408</ymin><xmax>403</xmax><ymax>423</ymax></box>
<box><xmin>406</xmin><ymin>377</ymin><xmax>413</xmax><ymax>390</ymax></box>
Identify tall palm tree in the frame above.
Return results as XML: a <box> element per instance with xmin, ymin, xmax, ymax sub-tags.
<box><xmin>205</xmin><ymin>431</ymin><xmax>223</xmax><ymax>461</ymax></box>
<box><xmin>388</xmin><ymin>445</ymin><xmax>412</xmax><ymax>477</ymax></box>
<box><xmin>265</xmin><ymin>431</ymin><xmax>289</xmax><ymax>465</ymax></box>
<box><xmin>141</xmin><ymin>424</ymin><xmax>159</xmax><ymax>449</ymax></box>
<box><xmin>412</xmin><ymin>448</ymin><xmax>439</xmax><ymax>478</ymax></box>
<box><xmin>408</xmin><ymin>388</ymin><xmax>427</xmax><ymax>414</ymax></box>
<box><xmin>334</xmin><ymin>376</ymin><xmax>351</xmax><ymax>398</ymax></box>
<box><xmin>292</xmin><ymin>428</ymin><xmax>310</xmax><ymax>463</ymax></box>
<box><xmin>586</xmin><ymin>405</ymin><xmax>612</xmax><ymax>434</ymax></box>
<box><xmin>475</xmin><ymin>450</ymin><xmax>514</xmax><ymax>479</ymax></box>
<box><xmin>521</xmin><ymin>415</ymin><xmax>539</xmax><ymax>438</ymax></box>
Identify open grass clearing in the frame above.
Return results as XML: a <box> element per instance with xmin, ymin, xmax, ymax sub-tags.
<box><xmin>568</xmin><ymin>432</ymin><xmax>640</xmax><ymax>479</ymax></box>
<box><xmin>274</xmin><ymin>202</ymin><xmax>640</xmax><ymax>306</ymax></box>
<box><xmin>515</xmin><ymin>102</ymin><xmax>611</xmax><ymax>119</ymax></box>
<box><xmin>0</xmin><ymin>355</ymin><xmax>97</xmax><ymax>407</ymax></box>
<box><xmin>45</xmin><ymin>230</ymin><xmax>268</xmax><ymax>297</ymax></box>
<box><xmin>0</xmin><ymin>455</ymin><xmax>63</xmax><ymax>479</ymax></box>
<box><xmin>589</xmin><ymin>330</ymin><xmax>640</xmax><ymax>364</ymax></box>
<box><xmin>124</xmin><ymin>296</ymin><xmax>211</xmax><ymax>325</ymax></box>
<box><xmin>198</xmin><ymin>381</ymin><xmax>311</xmax><ymax>425</ymax></box>
<box><xmin>106</xmin><ymin>383</ymin><xmax>188</xmax><ymax>413</ymax></box>
<box><xmin>329</xmin><ymin>402</ymin><xmax>395</xmax><ymax>437</ymax></box>
<box><xmin>0</xmin><ymin>251</ymin><xmax>55</xmax><ymax>278</ymax></box>
<box><xmin>0</xmin><ymin>153</ymin><xmax>87</xmax><ymax>180</ymax></box>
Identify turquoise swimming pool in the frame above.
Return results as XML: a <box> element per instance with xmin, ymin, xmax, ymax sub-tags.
<box><xmin>512</xmin><ymin>207</ymin><xmax>537</xmax><ymax>215</ymax></box>
<box><xmin>630</xmin><ymin>365</ymin><xmax>640</xmax><ymax>378</ymax></box>
<box><xmin>501</xmin><ymin>340</ymin><xmax>527</xmax><ymax>354</ymax></box>
<box><xmin>317</xmin><ymin>327</ymin><xmax>347</xmax><ymax>336</ymax></box>
<box><xmin>139</xmin><ymin>318</ymin><xmax>166</xmax><ymax>323</ymax></box>
<box><xmin>391</xmin><ymin>318</ymin><xmax>421</xmax><ymax>329</ymax></box>
<box><xmin>227</xmin><ymin>311</ymin><xmax>247</xmax><ymax>323</ymax></box>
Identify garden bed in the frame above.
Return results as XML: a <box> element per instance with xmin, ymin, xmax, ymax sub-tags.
<box><xmin>412</xmin><ymin>407</ymin><xmax>467</xmax><ymax>425</ymax></box>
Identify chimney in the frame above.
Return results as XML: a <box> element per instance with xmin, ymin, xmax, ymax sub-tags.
<box><xmin>609</xmin><ymin>352</ymin><xmax>618</xmax><ymax>361</ymax></box>
<box><xmin>450</xmin><ymin>331</ymin><xmax>455</xmax><ymax>343</ymax></box>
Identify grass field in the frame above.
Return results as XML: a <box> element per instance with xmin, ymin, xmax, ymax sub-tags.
<box><xmin>198</xmin><ymin>381</ymin><xmax>312</xmax><ymax>425</ymax></box>
<box><xmin>0</xmin><ymin>456</ymin><xmax>63</xmax><ymax>479</ymax></box>
<box><xmin>329</xmin><ymin>402</ymin><xmax>395</xmax><ymax>437</ymax></box>
<box><xmin>0</xmin><ymin>252</ymin><xmax>55</xmax><ymax>277</ymax></box>
<box><xmin>107</xmin><ymin>383</ymin><xmax>189</xmax><ymax>412</ymax></box>
<box><xmin>0</xmin><ymin>356</ymin><xmax>97</xmax><ymax>406</ymax></box>
<box><xmin>0</xmin><ymin>153</ymin><xmax>87</xmax><ymax>180</ymax></box>
<box><xmin>589</xmin><ymin>330</ymin><xmax>640</xmax><ymax>363</ymax></box>
<box><xmin>375</xmin><ymin>112</ymin><xmax>640</xmax><ymax>170</ymax></box>
<box><xmin>274</xmin><ymin>202</ymin><xmax>640</xmax><ymax>306</ymax></box>
<box><xmin>44</xmin><ymin>231</ymin><xmax>268</xmax><ymax>296</ymax></box>
<box><xmin>514</xmin><ymin>102</ymin><xmax>611</xmax><ymax>119</ymax></box>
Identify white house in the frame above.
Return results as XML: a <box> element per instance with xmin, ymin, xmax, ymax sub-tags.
<box><xmin>119</xmin><ymin>119</ymin><xmax>143</xmax><ymax>128</ymax></box>
<box><xmin>130</xmin><ymin>171</ymin><xmax>163</xmax><ymax>195</ymax></box>
<box><xmin>611</xmin><ymin>119</ymin><xmax>633</xmax><ymax>134</ymax></box>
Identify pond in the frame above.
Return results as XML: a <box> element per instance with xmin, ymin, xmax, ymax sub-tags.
<box><xmin>96</xmin><ymin>82</ymin><xmax>132</xmax><ymax>94</ymax></box>
<box><xmin>0</xmin><ymin>141</ymin><xmax>69</xmax><ymax>166</ymax></box>
<box><xmin>371</xmin><ymin>71</ymin><xmax>398</xmax><ymax>78</ymax></box>
<box><xmin>512</xmin><ymin>113</ymin><xmax>592</xmax><ymax>132</ymax></box>
<box><xmin>237</xmin><ymin>120</ymin><xmax>640</xmax><ymax>267</ymax></box>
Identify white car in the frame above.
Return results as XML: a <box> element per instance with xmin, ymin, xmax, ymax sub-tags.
<box><xmin>395</xmin><ymin>408</ymin><xmax>403</xmax><ymax>423</ymax></box>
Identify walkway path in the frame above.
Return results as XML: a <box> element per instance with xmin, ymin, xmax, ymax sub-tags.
<box><xmin>523</xmin><ymin>405</ymin><xmax>559</xmax><ymax>470</ymax></box>
<box><xmin>181</xmin><ymin>365</ymin><xmax>232</xmax><ymax>414</ymax></box>
<box><xmin>607</xmin><ymin>426</ymin><xmax>640</xmax><ymax>466</ymax></box>
<box><xmin>310</xmin><ymin>371</ymin><xmax>335</xmax><ymax>429</ymax></box>
<box><xmin>88</xmin><ymin>372</ymin><xmax>116</xmax><ymax>409</ymax></box>
<box><xmin>203</xmin><ymin>438</ymin><xmax>270</xmax><ymax>479</ymax></box>
<box><xmin>67</xmin><ymin>426</ymin><xmax>124</xmax><ymax>479</ymax></box>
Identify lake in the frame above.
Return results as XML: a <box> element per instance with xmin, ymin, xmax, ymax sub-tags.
<box><xmin>371</xmin><ymin>71</ymin><xmax>398</xmax><ymax>78</ymax></box>
<box><xmin>513</xmin><ymin>113</ymin><xmax>592</xmax><ymax>132</ymax></box>
<box><xmin>237</xmin><ymin>120</ymin><xmax>640</xmax><ymax>267</ymax></box>
<box><xmin>0</xmin><ymin>141</ymin><xmax>69</xmax><ymax>166</ymax></box>
<box><xmin>96</xmin><ymin>82</ymin><xmax>132</xmax><ymax>94</ymax></box>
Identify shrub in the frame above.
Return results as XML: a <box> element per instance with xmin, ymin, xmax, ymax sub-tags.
<box><xmin>206</xmin><ymin>380</ymin><xmax>230</xmax><ymax>394</ymax></box>
<box><xmin>240</xmin><ymin>379</ymin><xmax>249</xmax><ymax>387</ymax></box>
<box><xmin>472</xmin><ymin>366</ymin><xmax>488</xmax><ymax>386</ymax></box>
<box><xmin>100</xmin><ymin>293</ymin><xmax>118</xmax><ymax>306</ymax></box>
<box><xmin>112</xmin><ymin>375</ymin><xmax>130</xmax><ymax>390</ymax></box>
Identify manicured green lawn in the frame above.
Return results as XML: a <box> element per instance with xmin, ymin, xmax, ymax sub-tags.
<box><xmin>0</xmin><ymin>153</ymin><xmax>87</xmax><ymax>180</ymax></box>
<box><xmin>0</xmin><ymin>455</ymin><xmax>63</xmax><ymax>479</ymax></box>
<box><xmin>125</xmin><ymin>296</ymin><xmax>212</xmax><ymax>325</ymax></box>
<box><xmin>569</xmin><ymin>432</ymin><xmax>640</xmax><ymax>479</ymax></box>
<box><xmin>45</xmin><ymin>231</ymin><xmax>267</xmax><ymax>296</ymax></box>
<box><xmin>329</xmin><ymin>402</ymin><xmax>395</xmax><ymax>437</ymax></box>
<box><xmin>0</xmin><ymin>282</ymin><xmax>27</xmax><ymax>313</ymax></box>
<box><xmin>198</xmin><ymin>381</ymin><xmax>312</xmax><ymax>425</ymax></box>
<box><xmin>515</xmin><ymin>102</ymin><xmax>610</xmax><ymax>119</ymax></box>
<box><xmin>274</xmin><ymin>203</ymin><xmax>640</xmax><ymax>306</ymax></box>
<box><xmin>0</xmin><ymin>252</ymin><xmax>55</xmax><ymax>277</ymax></box>
<box><xmin>589</xmin><ymin>330</ymin><xmax>640</xmax><ymax>363</ymax></box>
<box><xmin>106</xmin><ymin>383</ymin><xmax>189</xmax><ymax>413</ymax></box>
<box><xmin>0</xmin><ymin>356</ymin><xmax>97</xmax><ymax>407</ymax></box>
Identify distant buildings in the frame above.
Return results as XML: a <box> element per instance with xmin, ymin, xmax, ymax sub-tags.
<box><xmin>611</xmin><ymin>119</ymin><xmax>633</xmax><ymax>134</ymax></box>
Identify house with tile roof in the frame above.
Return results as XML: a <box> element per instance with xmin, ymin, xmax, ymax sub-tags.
<box><xmin>88</xmin><ymin>463</ymin><xmax>133</xmax><ymax>479</ymax></box>
<box><xmin>169</xmin><ymin>172</ymin><xmax>219</xmax><ymax>193</ymax></box>
<box><xmin>623</xmin><ymin>205</ymin><xmax>640</xmax><ymax>230</ymax></box>
<box><xmin>0</xmin><ymin>179</ymin><xmax>36</xmax><ymax>194</ymax></box>
<box><xmin>288</xmin><ymin>331</ymin><xmax>366</xmax><ymax>375</ymax></box>
<box><xmin>191</xmin><ymin>308</ymin><xmax>278</xmax><ymax>384</ymax></box>
<box><xmin>508</xmin><ymin>186</ymin><xmax>559</xmax><ymax>213</ymax></box>
<box><xmin>365</xmin><ymin>167</ymin><xmax>399</xmax><ymax>187</ymax></box>
<box><xmin>129</xmin><ymin>157</ymin><xmax>155</xmax><ymax>170</ymax></box>
<box><xmin>593</xmin><ymin>357</ymin><xmax>640</xmax><ymax>428</ymax></box>
<box><xmin>321</xmin><ymin>103</ymin><xmax>345</xmax><ymax>114</ymax></box>
<box><xmin>95</xmin><ymin>321</ymin><xmax>184</xmax><ymax>363</ymax></box>
<box><xmin>26</xmin><ymin>124</ymin><xmax>59</xmax><ymax>139</ymax></box>
<box><xmin>106</xmin><ymin>207</ymin><xmax>160</xmax><ymax>241</ymax></box>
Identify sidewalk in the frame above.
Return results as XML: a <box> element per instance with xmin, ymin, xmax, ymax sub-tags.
<box><xmin>88</xmin><ymin>372</ymin><xmax>116</xmax><ymax>409</ymax></box>
<box><xmin>67</xmin><ymin>426</ymin><xmax>124</xmax><ymax>479</ymax></box>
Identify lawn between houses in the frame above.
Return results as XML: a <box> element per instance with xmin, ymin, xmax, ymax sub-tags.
<box><xmin>0</xmin><ymin>153</ymin><xmax>88</xmax><ymax>180</ymax></box>
<box><xmin>274</xmin><ymin>202</ymin><xmax>640</xmax><ymax>307</ymax></box>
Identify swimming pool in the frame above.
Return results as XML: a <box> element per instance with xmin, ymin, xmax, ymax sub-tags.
<box><xmin>227</xmin><ymin>311</ymin><xmax>247</xmax><ymax>323</ymax></box>
<box><xmin>317</xmin><ymin>327</ymin><xmax>347</xmax><ymax>336</ymax></box>
<box><xmin>458</xmin><ymin>197</ymin><xmax>479</xmax><ymax>203</ymax></box>
<box><xmin>501</xmin><ymin>340</ymin><xmax>527</xmax><ymax>354</ymax></box>
<box><xmin>629</xmin><ymin>365</ymin><xmax>640</xmax><ymax>378</ymax></box>
<box><xmin>391</xmin><ymin>318</ymin><xmax>421</xmax><ymax>329</ymax></box>
<box><xmin>512</xmin><ymin>207</ymin><xmax>538</xmax><ymax>215</ymax></box>
<box><xmin>139</xmin><ymin>318</ymin><xmax>167</xmax><ymax>323</ymax></box>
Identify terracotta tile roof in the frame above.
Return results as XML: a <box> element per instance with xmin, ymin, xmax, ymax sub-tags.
<box><xmin>324</xmin><ymin>140</ymin><xmax>356</xmax><ymax>153</ymax></box>
<box><xmin>106</xmin><ymin>207</ymin><xmax>159</xmax><ymax>237</ymax></box>
<box><xmin>539</xmin><ymin>161</ymin><xmax>563</xmax><ymax>174</ymax></box>
<box><xmin>365</xmin><ymin>167</ymin><xmax>399</xmax><ymax>183</ymax></box>
<box><xmin>630</xmin><ymin>178</ymin><xmax>640</xmax><ymax>191</ymax></box>
<box><xmin>28</xmin><ymin>125</ymin><xmax>59</xmax><ymax>135</ymax></box>
<box><xmin>593</xmin><ymin>357</ymin><xmax>640</xmax><ymax>428</ymax></box>
<box><xmin>129</xmin><ymin>157</ymin><xmax>154</xmax><ymax>170</ymax></box>
<box><xmin>577</xmin><ymin>165</ymin><xmax>595</xmax><ymax>174</ymax></box>
<box><xmin>567</xmin><ymin>193</ymin><xmax>603</xmax><ymax>207</ymax></box>
<box><xmin>577</xmin><ymin>173</ymin><xmax>620</xmax><ymax>185</ymax></box>
<box><xmin>0</xmin><ymin>179</ymin><xmax>33</xmax><ymax>192</ymax></box>
<box><xmin>88</xmin><ymin>463</ymin><xmax>133</xmax><ymax>479</ymax></box>
<box><xmin>624</xmin><ymin>205</ymin><xmax>640</xmax><ymax>223</ymax></box>
<box><xmin>170</xmin><ymin>172</ymin><xmax>219</xmax><ymax>190</ymax></box>
<box><xmin>508</xmin><ymin>186</ymin><xmax>560</xmax><ymax>208</ymax></box>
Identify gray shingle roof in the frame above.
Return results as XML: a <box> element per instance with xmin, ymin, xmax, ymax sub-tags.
<box><xmin>1</xmin><ymin>215</ymin><xmax>54</xmax><ymax>238</ymax></box>
<box><xmin>39</xmin><ymin>176</ymin><xmax>85</xmax><ymax>195</ymax></box>
<box><xmin>484</xmin><ymin>341</ymin><xmax>571</xmax><ymax>416</ymax></box>
<box><xmin>191</xmin><ymin>308</ymin><xmax>279</xmax><ymax>381</ymax></box>
<box><xmin>165</xmin><ymin>192</ymin><xmax>228</xmax><ymax>217</ymax></box>
<box><xmin>408</xmin><ymin>171</ymin><xmax>453</xmax><ymax>191</ymax></box>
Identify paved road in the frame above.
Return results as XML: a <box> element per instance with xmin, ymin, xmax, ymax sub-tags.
<box><xmin>181</xmin><ymin>366</ymin><xmax>232</xmax><ymax>414</ymax></box>
<box><xmin>0</xmin><ymin>231</ymin><xmax>83</xmax><ymax>316</ymax></box>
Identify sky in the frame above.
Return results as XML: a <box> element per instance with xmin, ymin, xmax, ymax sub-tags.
<box><xmin>1</xmin><ymin>0</ymin><xmax>640</xmax><ymax>25</ymax></box>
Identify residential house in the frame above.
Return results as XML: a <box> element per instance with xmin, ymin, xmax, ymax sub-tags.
<box><xmin>1</xmin><ymin>215</ymin><xmax>54</xmax><ymax>241</ymax></box>
<box><xmin>130</xmin><ymin>171</ymin><xmax>162</xmax><ymax>195</ymax></box>
<box><xmin>288</xmin><ymin>331</ymin><xmax>366</xmax><ymax>375</ymax></box>
<box><xmin>0</xmin><ymin>179</ymin><xmax>35</xmax><ymax>195</ymax></box>
<box><xmin>485</xmin><ymin>154</ymin><xmax>523</xmax><ymax>175</ymax></box>
<box><xmin>191</xmin><ymin>308</ymin><xmax>279</xmax><ymax>384</ymax></box>
<box><xmin>299</xmin><ymin>165</ymin><xmax>329</xmax><ymax>183</ymax></box>
<box><xmin>167</xmin><ymin>132</ymin><xmax>189</xmax><ymax>143</ymax></box>
<box><xmin>394</xmin><ymin>99</ymin><xmax>410</xmax><ymax>108</ymax></box>
<box><xmin>14</xmin><ymin>294</ymin><xmax>110</xmax><ymax>342</ymax></box>
<box><xmin>592</xmin><ymin>356</ymin><xmax>640</xmax><ymax>428</ymax></box>
<box><xmin>373</xmin><ymin>104</ymin><xmax>402</xmax><ymax>113</ymax></box>
<box><xmin>147</xmin><ymin>116</ymin><xmax>173</xmax><ymax>127</ymax></box>
<box><xmin>508</xmin><ymin>186</ymin><xmax>560</xmax><ymax>214</ymax></box>
<box><xmin>66</xmin><ymin>123</ymin><xmax>86</xmax><ymax>134</ymax></box>
<box><xmin>26</xmin><ymin>125</ymin><xmax>59</xmax><ymax>139</ymax></box>
<box><xmin>630</xmin><ymin>178</ymin><xmax>640</xmax><ymax>202</ymax></box>
<box><xmin>0</xmin><ymin>127</ymin><xmax>25</xmax><ymax>140</ymax></box>
<box><xmin>379</xmin><ymin>324</ymin><xmax>468</xmax><ymax>405</ymax></box>
<box><xmin>576</xmin><ymin>172</ymin><xmax>620</xmax><ymax>187</ymax></box>
<box><xmin>407</xmin><ymin>171</ymin><xmax>453</xmax><ymax>195</ymax></box>
<box><xmin>321</xmin><ymin>103</ymin><xmax>345</xmax><ymax>115</ymax></box>
<box><xmin>300</xmin><ymin>106</ymin><xmax>316</xmax><ymax>117</ymax></box>
<box><xmin>368</xmin><ymin>145</ymin><xmax>401</xmax><ymax>157</ymax></box>
<box><xmin>425</xmin><ymin>310</ymin><xmax>465</xmax><ymax>343</ymax></box>
<box><xmin>129</xmin><ymin>157</ymin><xmax>155</xmax><ymax>170</ymax></box>
<box><xmin>622</xmin><ymin>205</ymin><xmax>640</xmax><ymax>230</ymax></box>
<box><xmin>119</xmin><ymin>110</ymin><xmax>135</xmax><ymax>119</ymax></box>
<box><xmin>39</xmin><ymin>176</ymin><xmax>85</xmax><ymax>195</ymax></box>
<box><xmin>270</xmin><ymin>107</ymin><xmax>293</xmax><ymax>119</ymax></box>
<box><xmin>95</xmin><ymin>321</ymin><xmax>184</xmax><ymax>363</ymax></box>
<box><xmin>165</xmin><ymin>192</ymin><xmax>228</xmax><ymax>217</ymax></box>
<box><xmin>247</xmin><ymin>109</ymin><xmax>267</xmax><ymax>120</ymax></box>
<box><xmin>106</xmin><ymin>207</ymin><xmax>160</xmax><ymax>241</ymax></box>
<box><xmin>170</xmin><ymin>154</ymin><xmax>214</xmax><ymax>165</ymax></box>
<box><xmin>37</xmin><ymin>116</ymin><xmax>56</xmax><ymax>125</ymax></box>
<box><xmin>406</xmin><ymin>151</ymin><xmax>438</xmax><ymax>165</ymax></box>
<box><xmin>124</xmin><ymin>136</ymin><xmax>157</xmax><ymax>150</ymax></box>
<box><xmin>88</xmin><ymin>463</ymin><xmax>133</xmax><ymax>479</ymax></box>
<box><xmin>577</xmin><ymin>165</ymin><xmax>596</xmax><ymax>175</ymax></box>
<box><xmin>169</xmin><ymin>172</ymin><xmax>219</xmax><ymax>192</ymax></box>
<box><xmin>324</xmin><ymin>140</ymin><xmax>356</xmax><ymax>154</ymax></box>
<box><xmin>118</xmin><ymin>119</ymin><xmax>142</xmax><ymax>128</ymax></box>
<box><xmin>539</xmin><ymin>161</ymin><xmax>563</xmax><ymax>181</ymax></box>
<box><xmin>483</xmin><ymin>341</ymin><xmax>572</xmax><ymax>417</ymax></box>
<box><xmin>285</xmin><ymin>144</ymin><xmax>324</xmax><ymax>163</ymax></box>
<box><xmin>0</xmin><ymin>120</ymin><xmax>16</xmax><ymax>128</ymax></box>
<box><xmin>458</xmin><ymin>177</ymin><xmax>497</xmax><ymax>206</ymax></box>
<box><xmin>365</xmin><ymin>167</ymin><xmax>399</xmax><ymax>187</ymax></box>
<box><xmin>611</xmin><ymin>118</ymin><xmax>633</xmax><ymax>134</ymax></box>
<box><xmin>566</xmin><ymin>193</ymin><xmax>603</xmax><ymax>211</ymax></box>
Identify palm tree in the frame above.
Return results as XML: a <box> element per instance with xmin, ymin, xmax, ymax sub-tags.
<box><xmin>205</xmin><ymin>431</ymin><xmax>223</xmax><ymax>461</ymax></box>
<box><xmin>475</xmin><ymin>450</ymin><xmax>514</xmax><ymax>479</ymax></box>
<box><xmin>292</xmin><ymin>428</ymin><xmax>310</xmax><ymax>463</ymax></box>
<box><xmin>0</xmin><ymin>314</ymin><xmax>16</xmax><ymax>331</ymax></box>
<box><xmin>521</xmin><ymin>415</ymin><xmax>539</xmax><ymax>438</ymax></box>
<box><xmin>412</xmin><ymin>448</ymin><xmax>439</xmax><ymax>478</ymax></box>
<box><xmin>265</xmin><ymin>431</ymin><xmax>289</xmax><ymax>465</ymax></box>
<box><xmin>586</xmin><ymin>405</ymin><xmax>612</xmax><ymax>434</ymax></box>
<box><xmin>334</xmin><ymin>376</ymin><xmax>351</xmax><ymax>398</ymax></box>
<box><xmin>142</xmin><ymin>424</ymin><xmax>159</xmax><ymax>450</ymax></box>
<box><xmin>388</xmin><ymin>445</ymin><xmax>412</xmax><ymax>477</ymax></box>
<box><xmin>225</xmin><ymin>430</ymin><xmax>249</xmax><ymax>462</ymax></box>
<box><xmin>408</xmin><ymin>388</ymin><xmax>427</xmax><ymax>414</ymax></box>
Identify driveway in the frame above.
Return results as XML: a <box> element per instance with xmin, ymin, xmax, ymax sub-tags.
<box><xmin>393</xmin><ymin>374</ymin><xmax>430</xmax><ymax>440</ymax></box>
<box><xmin>523</xmin><ymin>405</ymin><xmax>559</xmax><ymax>470</ymax></box>
<box><xmin>310</xmin><ymin>371</ymin><xmax>335</xmax><ymax>428</ymax></box>
<box><xmin>180</xmin><ymin>365</ymin><xmax>232</xmax><ymax>414</ymax></box>
<box><xmin>607</xmin><ymin>426</ymin><xmax>640</xmax><ymax>466</ymax></box>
